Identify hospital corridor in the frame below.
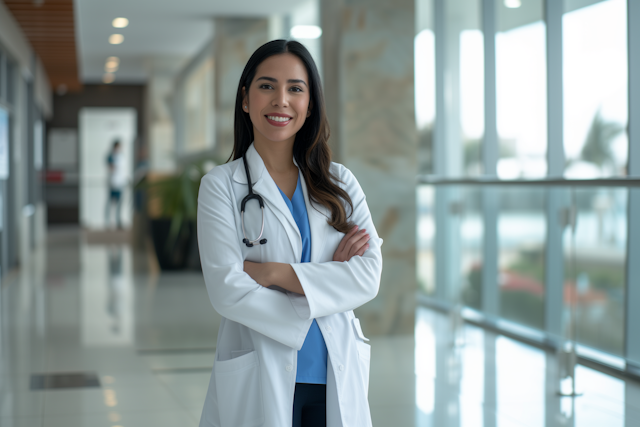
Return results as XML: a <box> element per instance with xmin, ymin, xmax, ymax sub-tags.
<box><xmin>1</xmin><ymin>0</ymin><xmax>640</xmax><ymax>426</ymax></box>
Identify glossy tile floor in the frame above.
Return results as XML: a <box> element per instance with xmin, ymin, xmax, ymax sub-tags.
<box><xmin>1</xmin><ymin>227</ymin><xmax>638</xmax><ymax>426</ymax></box>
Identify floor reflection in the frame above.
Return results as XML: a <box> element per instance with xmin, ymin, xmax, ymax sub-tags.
<box><xmin>413</xmin><ymin>307</ymin><xmax>632</xmax><ymax>427</ymax></box>
<box><xmin>81</xmin><ymin>245</ymin><xmax>133</xmax><ymax>345</ymax></box>
<box><xmin>0</xmin><ymin>228</ymin><xmax>637</xmax><ymax>426</ymax></box>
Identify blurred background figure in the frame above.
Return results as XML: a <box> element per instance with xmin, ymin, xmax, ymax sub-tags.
<box><xmin>105</xmin><ymin>140</ymin><xmax>125</xmax><ymax>229</ymax></box>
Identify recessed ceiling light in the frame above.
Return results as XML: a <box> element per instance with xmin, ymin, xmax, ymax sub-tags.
<box><xmin>504</xmin><ymin>0</ymin><xmax>522</xmax><ymax>8</ymax></box>
<box><xmin>107</xmin><ymin>56</ymin><xmax>120</xmax><ymax>65</ymax></box>
<box><xmin>109</xmin><ymin>34</ymin><xmax>124</xmax><ymax>45</ymax></box>
<box><xmin>112</xmin><ymin>17</ymin><xmax>129</xmax><ymax>28</ymax></box>
<box><xmin>290</xmin><ymin>25</ymin><xmax>322</xmax><ymax>39</ymax></box>
<box><xmin>105</xmin><ymin>62</ymin><xmax>118</xmax><ymax>72</ymax></box>
<box><xmin>103</xmin><ymin>73</ymin><xmax>116</xmax><ymax>84</ymax></box>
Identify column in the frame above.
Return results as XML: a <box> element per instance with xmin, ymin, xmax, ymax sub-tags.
<box><xmin>322</xmin><ymin>0</ymin><xmax>417</xmax><ymax>335</ymax></box>
<box><xmin>212</xmin><ymin>18</ymin><xmax>270</xmax><ymax>160</ymax></box>
<box><xmin>482</xmin><ymin>0</ymin><xmax>499</xmax><ymax>317</ymax></box>
<box><xmin>626</xmin><ymin>0</ymin><xmax>640</xmax><ymax>370</ymax></box>
<box><xmin>544</xmin><ymin>0</ymin><xmax>567</xmax><ymax>344</ymax></box>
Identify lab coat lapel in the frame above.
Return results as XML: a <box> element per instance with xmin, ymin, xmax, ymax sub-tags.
<box><xmin>297</xmin><ymin>168</ymin><xmax>330</xmax><ymax>263</ymax></box>
<box><xmin>233</xmin><ymin>144</ymin><xmax>301</xmax><ymax>257</ymax></box>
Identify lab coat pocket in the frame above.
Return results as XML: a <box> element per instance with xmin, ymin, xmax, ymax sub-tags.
<box><xmin>352</xmin><ymin>318</ymin><xmax>371</xmax><ymax>395</ymax></box>
<box><xmin>214</xmin><ymin>350</ymin><xmax>264</xmax><ymax>427</ymax></box>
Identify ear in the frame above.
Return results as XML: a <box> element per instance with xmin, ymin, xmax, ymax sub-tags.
<box><xmin>241</xmin><ymin>86</ymin><xmax>249</xmax><ymax>112</ymax></box>
<box><xmin>306</xmin><ymin>100</ymin><xmax>313</xmax><ymax>118</ymax></box>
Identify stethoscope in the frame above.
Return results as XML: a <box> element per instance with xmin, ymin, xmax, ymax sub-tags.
<box><xmin>241</xmin><ymin>155</ymin><xmax>268</xmax><ymax>247</ymax></box>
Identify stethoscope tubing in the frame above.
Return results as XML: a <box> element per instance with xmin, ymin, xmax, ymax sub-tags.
<box><xmin>241</xmin><ymin>154</ymin><xmax>267</xmax><ymax>247</ymax></box>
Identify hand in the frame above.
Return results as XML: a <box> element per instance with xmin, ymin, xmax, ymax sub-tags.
<box><xmin>333</xmin><ymin>226</ymin><xmax>370</xmax><ymax>262</ymax></box>
<box><xmin>244</xmin><ymin>261</ymin><xmax>271</xmax><ymax>287</ymax></box>
<box><xmin>243</xmin><ymin>261</ymin><xmax>305</xmax><ymax>295</ymax></box>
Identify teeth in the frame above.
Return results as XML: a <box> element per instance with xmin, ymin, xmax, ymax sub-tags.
<box><xmin>267</xmin><ymin>116</ymin><xmax>291</xmax><ymax>122</ymax></box>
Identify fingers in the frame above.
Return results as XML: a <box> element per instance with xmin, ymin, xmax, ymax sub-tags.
<box><xmin>333</xmin><ymin>226</ymin><xmax>372</xmax><ymax>262</ymax></box>
<box><xmin>347</xmin><ymin>233</ymin><xmax>370</xmax><ymax>258</ymax></box>
<box><xmin>345</xmin><ymin>228</ymin><xmax>368</xmax><ymax>251</ymax></box>
<box><xmin>337</xmin><ymin>225</ymin><xmax>359</xmax><ymax>253</ymax></box>
<box><xmin>354</xmin><ymin>243</ymin><xmax>369</xmax><ymax>257</ymax></box>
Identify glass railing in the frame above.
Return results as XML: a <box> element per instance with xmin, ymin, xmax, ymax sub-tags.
<box><xmin>417</xmin><ymin>178</ymin><xmax>639</xmax><ymax>370</ymax></box>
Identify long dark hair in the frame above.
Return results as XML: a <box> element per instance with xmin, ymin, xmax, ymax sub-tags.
<box><xmin>230</xmin><ymin>40</ymin><xmax>354</xmax><ymax>233</ymax></box>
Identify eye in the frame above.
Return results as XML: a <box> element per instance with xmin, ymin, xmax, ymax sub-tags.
<box><xmin>289</xmin><ymin>86</ymin><xmax>303</xmax><ymax>93</ymax></box>
<box><xmin>259</xmin><ymin>84</ymin><xmax>273</xmax><ymax>90</ymax></box>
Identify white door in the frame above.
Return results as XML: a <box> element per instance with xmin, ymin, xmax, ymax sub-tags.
<box><xmin>79</xmin><ymin>108</ymin><xmax>136</xmax><ymax>230</ymax></box>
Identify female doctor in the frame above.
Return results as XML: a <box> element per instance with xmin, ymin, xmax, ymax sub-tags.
<box><xmin>197</xmin><ymin>40</ymin><xmax>383</xmax><ymax>427</ymax></box>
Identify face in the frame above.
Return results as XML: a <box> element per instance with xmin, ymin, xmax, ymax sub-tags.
<box><xmin>242</xmin><ymin>53</ymin><xmax>311</xmax><ymax>147</ymax></box>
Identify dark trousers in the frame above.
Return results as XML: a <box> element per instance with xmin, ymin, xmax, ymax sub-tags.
<box><xmin>292</xmin><ymin>383</ymin><xmax>326</xmax><ymax>427</ymax></box>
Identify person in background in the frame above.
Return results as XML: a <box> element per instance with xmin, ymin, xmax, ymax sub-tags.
<box><xmin>105</xmin><ymin>140</ymin><xmax>126</xmax><ymax>229</ymax></box>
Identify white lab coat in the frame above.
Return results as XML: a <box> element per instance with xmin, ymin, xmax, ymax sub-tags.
<box><xmin>197</xmin><ymin>143</ymin><xmax>383</xmax><ymax>427</ymax></box>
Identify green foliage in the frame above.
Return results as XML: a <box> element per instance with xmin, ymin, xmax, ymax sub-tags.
<box><xmin>138</xmin><ymin>157</ymin><xmax>221</xmax><ymax>250</ymax></box>
<box><xmin>462</xmin><ymin>266</ymin><xmax>482</xmax><ymax>309</ymax></box>
<box><xmin>501</xmin><ymin>291</ymin><xmax>544</xmax><ymax>329</ymax></box>
<box><xmin>507</xmin><ymin>247</ymin><xmax>545</xmax><ymax>285</ymax></box>
<box><xmin>580</xmin><ymin>110</ymin><xmax>625</xmax><ymax>169</ymax></box>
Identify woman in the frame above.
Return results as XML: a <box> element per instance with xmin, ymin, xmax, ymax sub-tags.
<box><xmin>197</xmin><ymin>39</ymin><xmax>383</xmax><ymax>427</ymax></box>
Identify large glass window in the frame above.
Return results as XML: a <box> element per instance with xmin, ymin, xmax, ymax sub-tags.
<box><xmin>564</xmin><ymin>187</ymin><xmax>626</xmax><ymax>357</ymax></box>
<box><xmin>495</xmin><ymin>0</ymin><xmax>547</xmax><ymax>179</ymax></box>
<box><xmin>446</xmin><ymin>0</ymin><xmax>484</xmax><ymax>177</ymax></box>
<box><xmin>563</xmin><ymin>0</ymin><xmax>628</xmax><ymax>178</ymax></box>
<box><xmin>415</xmin><ymin>0</ymin><xmax>435</xmax><ymax>175</ymax></box>
<box><xmin>498</xmin><ymin>186</ymin><xmax>546</xmax><ymax>329</ymax></box>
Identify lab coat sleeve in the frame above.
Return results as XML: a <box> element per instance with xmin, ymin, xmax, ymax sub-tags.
<box><xmin>197</xmin><ymin>173</ymin><xmax>312</xmax><ymax>350</ymax></box>
<box><xmin>290</xmin><ymin>166</ymin><xmax>383</xmax><ymax>319</ymax></box>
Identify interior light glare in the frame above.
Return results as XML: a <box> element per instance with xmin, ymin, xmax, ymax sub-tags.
<box><xmin>504</xmin><ymin>0</ymin><xmax>522</xmax><ymax>8</ymax></box>
<box><xmin>103</xmin><ymin>73</ymin><xmax>116</xmax><ymax>84</ymax></box>
<box><xmin>290</xmin><ymin>25</ymin><xmax>322</xmax><ymax>39</ymax></box>
<box><xmin>105</xmin><ymin>62</ymin><xmax>119</xmax><ymax>72</ymax></box>
<box><xmin>112</xmin><ymin>17</ymin><xmax>129</xmax><ymax>28</ymax></box>
<box><xmin>109</xmin><ymin>34</ymin><xmax>124</xmax><ymax>45</ymax></box>
<box><xmin>107</xmin><ymin>56</ymin><xmax>120</xmax><ymax>65</ymax></box>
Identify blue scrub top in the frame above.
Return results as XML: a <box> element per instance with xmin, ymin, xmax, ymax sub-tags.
<box><xmin>277</xmin><ymin>173</ymin><xmax>328</xmax><ymax>384</ymax></box>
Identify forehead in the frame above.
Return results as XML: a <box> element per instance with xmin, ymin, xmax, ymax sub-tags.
<box><xmin>253</xmin><ymin>53</ymin><xmax>309</xmax><ymax>82</ymax></box>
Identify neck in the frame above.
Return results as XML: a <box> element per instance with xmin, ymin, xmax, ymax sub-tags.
<box><xmin>253</xmin><ymin>135</ymin><xmax>296</xmax><ymax>174</ymax></box>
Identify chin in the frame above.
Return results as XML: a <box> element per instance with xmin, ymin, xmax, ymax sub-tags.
<box><xmin>257</xmin><ymin>130</ymin><xmax>298</xmax><ymax>144</ymax></box>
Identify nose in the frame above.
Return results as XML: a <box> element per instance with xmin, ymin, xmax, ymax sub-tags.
<box><xmin>272</xmin><ymin>87</ymin><xmax>289</xmax><ymax>108</ymax></box>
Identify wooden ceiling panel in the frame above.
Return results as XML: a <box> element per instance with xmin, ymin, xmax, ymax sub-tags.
<box><xmin>4</xmin><ymin>0</ymin><xmax>81</xmax><ymax>91</ymax></box>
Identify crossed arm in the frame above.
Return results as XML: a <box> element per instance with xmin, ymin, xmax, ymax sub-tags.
<box><xmin>243</xmin><ymin>225</ymin><xmax>371</xmax><ymax>295</ymax></box>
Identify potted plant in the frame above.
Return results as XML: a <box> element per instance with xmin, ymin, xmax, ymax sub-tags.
<box><xmin>139</xmin><ymin>157</ymin><xmax>219</xmax><ymax>270</ymax></box>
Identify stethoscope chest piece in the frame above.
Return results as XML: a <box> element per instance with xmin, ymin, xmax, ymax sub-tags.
<box><xmin>240</xmin><ymin>155</ymin><xmax>267</xmax><ymax>248</ymax></box>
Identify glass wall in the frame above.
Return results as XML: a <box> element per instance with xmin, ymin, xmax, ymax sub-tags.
<box><xmin>498</xmin><ymin>186</ymin><xmax>546</xmax><ymax>329</ymax></box>
<box><xmin>440</xmin><ymin>0</ymin><xmax>484</xmax><ymax>177</ymax></box>
<box><xmin>417</xmin><ymin>186</ymin><xmax>435</xmax><ymax>296</ymax></box>
<box><xmin>563</xmin><ymin>0</ymin><xmax>628</xmax><ymax>178</ymax></box>
<box><xmin>417</xmin><ymin>182</ymin><xmax>633</xmax><ymax>360</ymax></box>
<box><xmin>415</xmin><ymin>0</ymin><xmax>639</xmax><ymax>371</ymax></box>
<box><xmin>564</xmin><ymin>187</ymin><xmax>627</xmax><ymax>356</ymax></box>
<box><xmin>415</xmin><ymin>0</ymin><xmax>435</xmax><ymax>174</ymax></box>
<box><xmin>459</xmin><ymin>187</ymin><xmax>483</xmax><ymax>310</ymax></box>
<box><xmin>453</xmin><ymin>0</ymin><xmax>484</xmax><ymax>177</ymax></box>
<box><xmin>495</xmin><ymin>0</ymin><xmax>547</xmax><ymax>179</ymax></box>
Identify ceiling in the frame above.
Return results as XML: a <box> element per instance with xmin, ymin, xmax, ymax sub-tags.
<box><xmin>74</xmin><ymin>0</ymin><xmax>310</xmax><ymax>84</ymax></box>
<box><xmin>4</xmin><ymin>0</ymin><xmax>81</xmax><ymax>91</ymax></box>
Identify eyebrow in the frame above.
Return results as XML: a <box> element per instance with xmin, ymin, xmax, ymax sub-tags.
<box><xmin>256</xmin><ymin>76</ymin><xmax>308</xmax><ymax>87</ymax></box>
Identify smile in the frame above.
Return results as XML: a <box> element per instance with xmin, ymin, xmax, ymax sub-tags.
<box><xmin>265</xmin><ymin>115</ymin><xmax>292</xmax><ymax>126</ymax></box>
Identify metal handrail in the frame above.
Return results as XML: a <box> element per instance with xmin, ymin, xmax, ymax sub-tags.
<box><xmin>417</xmin><ymin>176</ymin><xmax>640</xmax><ymax>187</ymax></box>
